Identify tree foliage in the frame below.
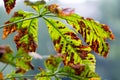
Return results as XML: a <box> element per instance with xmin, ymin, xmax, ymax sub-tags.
<box><xmin>0</xmin><ymin>0</ymin><xmax>114</xmax><ymax>80</ymax></box>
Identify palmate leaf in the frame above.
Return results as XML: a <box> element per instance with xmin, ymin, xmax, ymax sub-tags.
<box><xmin>2</xmin><ymin>10</ymin><xmax>38</xmax><ymax>52</ymax></box>
<box><xmin>3</xmin><ymin>0</ymin><xmax>16</xmax><ymax>14</ymax></box>
<box><xmin>59</xmin><ymin>14</ymin><xmax>115</xmax><ymax>58</ymax></box>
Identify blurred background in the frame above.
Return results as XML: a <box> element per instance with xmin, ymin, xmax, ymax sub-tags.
<box><xmin>0</xmin><ymin>0</ymin><xmax>120</xmax><ymax>80</ymax></box>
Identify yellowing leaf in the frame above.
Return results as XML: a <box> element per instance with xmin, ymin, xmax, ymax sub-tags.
<box><xmin>2</xmin><ymin>10</ymin><xmax>38</xmax><ymax>52</ymax></box>
<box><xmin>3</xmin><ymin>0</ymin><xmax>16</xmax><ymax>14</ymax></box>
<box><xmin>35</xmin><ymin>71</ymin><xmax>51</xmax><ymax>80</ymax></box>
<box><xmin>44</xmin><ymin>18</ymin><xmax>102</xmax><ymax>79</ymax></box>
<box><xmin>60</xmin><ymin>14</ymin><xmax>115</xmax><ymax>58</ymax></box>
<box><xmin>45</xmin><ymin>18</ymin><xmax>91</xmax><ymax>65</ymax></box>
<box><xmin>24</xmin><ymin>0</ymin><xmax>46</xmax><ymax>13</ymax></box>
<box><xmin>45</xmin><ymin>55</ymin><xmax>63</xmax><ymax>72</ymax></box>
<box><xmin>2</xmin><ymin>21</ymin><xmax>17</xmax><ymax>39</ymax></box>
<box><xmin>15</xmin><ymin>48</ymin><xmax>34</xmax><ymax>74</ymax></box>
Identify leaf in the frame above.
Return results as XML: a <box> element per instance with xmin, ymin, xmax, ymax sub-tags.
<box><xmin>45</xmin><ymin>55</ymin><xmax>63</xmax><ymax>73</ymax></box>
<box><xmin>59</xmin><ymin>14</ymin><xmax>115</xmax><ymax>58</ymax></box>
<box><xmin>79</xmin><ymin>66</ymin><xmax>100</xmax><ymax>80</ymax></box>
<box><xmin>3</xmin><ymin>0</ymin><xmax>16</xmax><ymax>14</ymax></box>
<box><xmin>0</xmin><ymin>72</ymin><xmax>4</xmax><ymax>80</ymax></box>
<box><xmin>45</xmin><ymin>18</ymin><xmax>101</xmax><ymax>79</ymax></box>
<box><xmin>82</xmin><ymin>54</ymin><xmax>96</xmax><ymax>72</ymax></box>
<box><xmin>15</xmin><ymin>48</ymin><xmax>33</xmax><ymax>74</ymax></box>
<box><xmin>45</xmin><ymin>18</ymin><xmax>91</xmax><ymax>66</ymax></box>
<box><xmin>0</xmin><ymin>45</ymin><xmax>15</xmax><ymax>66</ymax></box>
<box><xmin>2</xmin><ymin>21</ymin><xmax>17</xmax><ymax>39</ymax></box>
<box><xmin>2</xmin><ymin>10</ymin><xmax>38</xmax><ymax>52</ymax></box>
<box><xmin>6</xmin><ymin>71</ymin><xmax>30</xmax><ymax>80</ymax></box>
<box><xmin>48</xmin><ymin>4</ymin><xmax>74</xmax><ymax>16</ymax></box>
<box><xmin>24</xmin><ymin>0</ymin><xmax>46</xmax><ymax>13</ymax></box>
<box><xmin>35</xmin><ymin>71</ymin><xmax>51</xmax><ymax>80</ymax></box>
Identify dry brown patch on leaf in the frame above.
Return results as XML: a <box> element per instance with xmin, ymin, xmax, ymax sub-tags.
<box><xmin>3</xmin><ymin>0</ymin><xmax>16</xmax><ymax>14</ymax></box>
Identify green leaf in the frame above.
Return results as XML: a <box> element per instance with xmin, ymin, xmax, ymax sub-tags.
<box><xmin>82</xmin><ymin>53</ymin><xmax>96</xmax><ymax>72</ymax></box>
<box><xmin>59</xmin><ymin>14</ymin><xmax>115</xmax><ymax>58</ymax></box>
<box><xmin>3</xmin><ymin>10</ymin><xmax>38</xmax><ymax>52</ymax></box>
<box><xmin>45</xmin><ymin>55</ymin><xmax>63</xmax><ymax>73</ymax></box>
<box><xmin>6</xmin><ymin>71</ymin><xmax>24</xmax><ymax>80</ymax></box>
<box><xmin>24</xmin><ymin>0</ymin><xmax>46</xmax><ymax>13</ymax></box>
<box><xmin>15</xmin><ymin>48</ymin><xmax>33</xmax><ymax>73</ymax></box>
<box><xmin>45</xmin><ymin>18</ymin><xmax>92</xmax><ymax>65</ymax></box>
<box><xmin>35</xmin><ymin>71</ymin><xmax>51</xmax><ymax>80</ymax></box>
<box><xmin>44</xmin><ymin>18</ymin><xmax>101</xmax><ymax>79</ymax></box>
<box><xmin>80</xmin><ymin>65</ymin><xmax>101</xmax><ymax>80</ymax></box>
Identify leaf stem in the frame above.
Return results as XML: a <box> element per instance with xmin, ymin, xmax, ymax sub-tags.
<box><xmin>0</xmin><ymin>64</ymin><xmax>8</xmax><ymax>72</ymax></box>
<box><xmin>0</xmin><ymin>15</ymin><xmax>41</xmax><ymax>29</ymax></box>
<box><xmin>56</xmin><ymin>72</ymin><xmax>84</xmax><ymax>80</ymax></box>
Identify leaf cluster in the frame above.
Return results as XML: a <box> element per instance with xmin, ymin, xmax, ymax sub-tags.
<box><xmin>0</xmin><ymin>0</ymin><xmax>114</xmax><ymax>80</ymax></box>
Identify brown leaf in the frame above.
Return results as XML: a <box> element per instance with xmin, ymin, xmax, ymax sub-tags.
<box><xmin>14</xmin><ymin>28</ymin><xmax>37</xmax><ymax>52</ymax></box>
<box><xmin>2</xmin><ymin>21</ymin><xmax>17</xmax><ymax>39</ymax></box>
<box><xmin>48</xmin><ymin>4</ymin><xmax>74</xmax><ymax>16</ymax></box>
<box><xmin>0</xmin><ymin>72</ymin><xmax>4</xmax><ymax>80</ymax></box>
<box><xmin>3</xmin><ymin>0</ymin><xmax>16</xmax><ymax>14</ymax></box>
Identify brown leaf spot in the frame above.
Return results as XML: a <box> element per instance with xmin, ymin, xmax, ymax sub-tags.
<box><xmin>2</xmin><ymin>21</ymin><xmax>17</xmax><ymax>39</ymax></box>
<box><xmin>78</xmin><ymin>21</ymin><xmax>86</xmax><ymax>28</ymax></box>
<box><xmin>70</xmin><ymin>63</ymin><xmax>85</xmax><ymax>75</ymax></box>
<box><xmin>86</xmin><ymin>18</ymin><xmax>94</xmax><ymax>21</ymax></box>
<box><xmin>14</xmin><ymin>28</ymin><xmax>37</xmax><ymax>52</ymax></box>
<box><xmin>102</xmin><ymin>43</ymin><xmax>109</xmax><ymax>58</ymax></box>
<box><xmin>102</xmin><ymin>24</ymin><xmax>115</xmax><ymax>40</ymax></box>
<box><xmin>58</xmin><ymin>26</ymin><xmax>66</xmax><ymax>29</ymax></box>
<box><xmin>15</xmin><ymin>68</ymin><xmax>26</xmax><ymax>74</ymax></box>
<box><xmin>64</xmin><ymin>32</ymin><xmax>79</xmax><ymax>40</ymax></box>
<box><xmin>48</xmin><ymin>4</ymin><xmax>60</xmax><ymax>13</ymax></box>
<box><xmin>53</xmin><ymin>37</ymin><xmax>61</xmax><ymax>45</ymax></box>
<box><xmin>79</xmin><ymin>52</ymin><xmax>88</xmax><ymax>59</ymax></box>
<box><xmin>91</xmin><ymin>40</ymin><xmax>99</xmax><ymax>53</ymax></box>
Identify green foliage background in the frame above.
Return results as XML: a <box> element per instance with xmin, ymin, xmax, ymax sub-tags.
<box><xmin>0</xmin><ymin>0</ymin><xmax>119</xmax><ymax>80</ymax></box>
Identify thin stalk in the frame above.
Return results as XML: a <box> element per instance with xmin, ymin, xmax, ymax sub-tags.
<box><xmin>57</xmin><ymin>73</ymin><xmax>84</xmax><ymax>80</ymax></box>
<box><xmin>0</xmin><ymin>15</ymin><xmax>41</xmax><ymax>29</ymax></box>
<box><xmin>4</xmin><ymin>74</ymin><xmax>55</xmax><ymax>80</ymax></box>
<box><xmin>45</xmin><ymin>14</ymin><xmax>58</xmax><ymax>17</ymax></box>
<box><xmin>0</xmin><ymin>64</ymin><xmax>8</xmax><ymax>72</ymax></box>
